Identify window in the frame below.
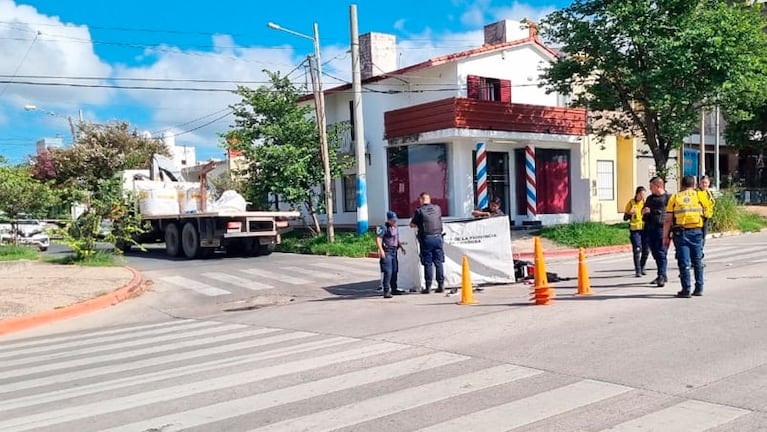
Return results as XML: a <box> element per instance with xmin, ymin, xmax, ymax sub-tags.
<box><xmin>343</xmin><ymin>175</ymin><xmax>357</xmax><ymax>212</ymax></box>
<box><xmin>596</xmin><ymin>160</ymin><xmax>615</xmax><ymax>201</ymax></box>
<box><xmin>348</xmin><ymin>100</ymin><xmax>355</xmax><ymax>141</ymax></box>
<box><xmin>515</xmin><ymin>148</ymin><xmax>572</xmax><ymax>215</ymax></box>
<box><xmin>387</xmin><ymin>144</ymin><xmax>449</xmax><ymax>219</ymax></box>
<box><xmin>467</xmin><ymin>75</ymin><xmax>511</xmax><ymax>103</ymax></box>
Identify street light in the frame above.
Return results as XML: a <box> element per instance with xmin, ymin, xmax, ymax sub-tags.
<box><xmin>24</xmin><ymin>104</ymin><xmax>83</xmax><ymax>143</ymax></box>
<box><xmin>268</xmin><ymin>21</ymin><xmax>335</xmax><ymax>243</ymax></box>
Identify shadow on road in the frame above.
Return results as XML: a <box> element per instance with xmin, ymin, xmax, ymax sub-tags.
<box><xmin>313</xmin><ymin>280</ymin><xmax>380</xmax><ymax>301</ymax></box>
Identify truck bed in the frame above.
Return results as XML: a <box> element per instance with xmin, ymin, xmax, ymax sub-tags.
<box><xmin>140</xmin><ymin>210</ymin><xmax>301</xmax><ymax>220</ymax></box>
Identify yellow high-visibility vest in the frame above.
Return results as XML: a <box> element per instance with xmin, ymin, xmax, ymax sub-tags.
<box><xmin>624</xmin><ymin>199</ymin><xmax>645</xmax><ymax>231</ymax></box>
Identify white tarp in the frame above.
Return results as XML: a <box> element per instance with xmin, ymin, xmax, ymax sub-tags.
<box><xmin>395</xmin><ymin>216</ymin><xmax>515</xmax><ymax>290</ymax></box>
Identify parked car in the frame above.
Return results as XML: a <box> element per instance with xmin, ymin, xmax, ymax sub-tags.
<box><xmin>0</xmin><ymin>218</ymin><xmax>50</xmax><ymax>251</ymax></box>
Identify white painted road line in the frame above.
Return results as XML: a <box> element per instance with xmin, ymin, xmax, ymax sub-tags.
<box><xmin>416</xmin><ymin>379</ymin><xmax>632</xmax><ymax>432</ymax></box>
<box><xmin>600</xmin><ymin>400</ymin><xmax>750</xmax><ymax>432</ymax></box>
<box><xmin>201</xmin><ymin>272</ymin><xmax>275</xmax><ymax>290</ymax></box>
<box><xmin>239</xmin><ymin>268</ymin><xmax>311</xmax><ymax>285</ymax></box>
<box><xmin>309</xmin><ymin>262</ymin><xmax>375</xmax><ymax>277</ymax></box>
<box><xmin>159</xmin><ymin>275</ymin><xmax>231</xmax><ymax>296</ymax></box>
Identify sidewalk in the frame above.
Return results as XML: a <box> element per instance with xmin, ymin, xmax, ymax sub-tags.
<box><xmin>0</xmin><ymin>261</ymin><xmax>144</xmax><ymax>335</ymax></box>
<box><xmin>510</xmin><ymin>232</ymin><xmax>631</xmax><ymax>260</ymax></box>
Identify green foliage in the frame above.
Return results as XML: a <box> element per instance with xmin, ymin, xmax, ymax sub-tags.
<box><xmin>277</xmin><ymin>231</ymin><xmax>377</xmax><ymax>257</ymax></box>
<box><xmin>736</xmin><ymin>211</ymin><xmax>767</xmax><ymax>232</ymax></box>
<box><xmin>710</xmin><ymin>192</ymin><xmax>740</xmax><ymax>232</ymax></box>
<box><xmin>724</xmin><ymin>102</ymin><xmax>767</xmax><ymax>151</ymax></box>
<box><xmin>226</xmin><ymin>71</ymin><xmax>352</xmax><ymax>233</ymax></box>
<box><xmin>539</xmin><ymin>0</ymin><xmax>767</xmax><ymax>179</ymax></box>
<box><xmin>0</xmin><ymin>163</ymin><xmax>58</xmax><ymax>220</ymax></box>
<box><xmin>0</xmin><ymin>245</ymin><xmax>39</xmax><ymax>261</ymax></box>
<box><xmin>540</xmin><ymin>222</ymin><xmax>630</xmax><ymax>248</ymax></box>
<box><xmin>44</xmin><ymin>250</ymin><xmax>119</xmax><ymax>267</ymax></box>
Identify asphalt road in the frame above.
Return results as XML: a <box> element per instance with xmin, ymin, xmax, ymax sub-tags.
<box><xmin>2</xmin><ymin>233</ymin><xmax>767</xmax><ymax>431</ymax></box>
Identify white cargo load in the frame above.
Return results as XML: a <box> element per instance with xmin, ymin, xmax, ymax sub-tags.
<box><xmin>135</xmin><ymin>180</ymin><xmax>179</xmax><ymax>216</ymax></box>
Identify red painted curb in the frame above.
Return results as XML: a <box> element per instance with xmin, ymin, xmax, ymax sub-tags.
<box><xmin>514</xmin><ymin>244</ymin><xmax>632</xmax><ymax>260</ymax></box>
<box><xmin>0</xmin><ymin>266</ymin><xmax>146</xmax><ymax>336</ymax></box>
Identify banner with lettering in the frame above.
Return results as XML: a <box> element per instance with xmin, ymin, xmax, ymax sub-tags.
<box><xmin>395</xmin><ymin>216</ymin><xmax>515</xmax><ymax>290</ymax></box>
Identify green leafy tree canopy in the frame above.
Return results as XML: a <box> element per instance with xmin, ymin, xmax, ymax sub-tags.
<box><xmin>539</xmin><ymin>0</ymin><xmax>767</xmax><ymax>179</ymax></box>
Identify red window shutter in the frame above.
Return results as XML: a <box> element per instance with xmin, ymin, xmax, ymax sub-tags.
<box><xmin>467</xmin><ymin>75</ymin><xmax>480</xmax><ymax>99</ymax></box>
<box><xmin>499</xmin><ymin>79</ymin><xmax>511</xmax><ymax>103</ymax></box>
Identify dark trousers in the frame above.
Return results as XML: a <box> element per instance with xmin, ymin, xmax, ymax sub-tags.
<box><xmin>701</xmin><ymin>218</ymin><xmax>710</xmax><ymax>257</ymax></box>
<box><xmin>672</xmin><ymin>228</ymin><xmax>704</xmax><ymax>293</ymax></box>
<box><xmin>379</xmin><ymin>249</ymin><xmax>398</xmax><ymax>293</ymax></box>
<box><xmin>630</xmin><ymin>230</ymin><xmax>649</xmax><ymax>273</ymax></box>
<box><xmin>420</xmin><ymin>234</ymin><xmax>445</xmax><ymax>289</ymax></box>
<box><xmin>645</xmin><ymin>227</ymin><xmax>667</xmax><ymax>277</ymax></box>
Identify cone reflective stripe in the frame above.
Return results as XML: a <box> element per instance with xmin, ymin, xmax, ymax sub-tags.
<box><xmin>576</xmin><ymin>247</ymin><xmax>593</xmax><ymax>295</ymax></box>
<box><xmin>531</xmin><ymin>236</ymin><xmax>554</xmax><ymax>305</ymax></box>
<box><xmin>458</xmin><ymin>255</ymin><xmax>478</xmax><ymax>305</ymax></box>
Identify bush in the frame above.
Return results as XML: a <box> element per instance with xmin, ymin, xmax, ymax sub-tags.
<box><xmin>709</xmin><ymin>192</ymin><xmax>739</xmax><ymax>233</ymax></box>
<box><xmin>278</xmin><ymin>231</ymin><xmax>377</xmax><ymax>258</ymax></box>
<box><xmin>540</xmin><ymin>221</ymin><xmax>629</xmax><ymax>248</ymax></box>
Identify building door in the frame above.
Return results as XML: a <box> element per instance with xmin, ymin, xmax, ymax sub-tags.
<box><xmin>472</xmin><ymin>151</ymin><xmax>510</xmax><ymax>214</ymax></box>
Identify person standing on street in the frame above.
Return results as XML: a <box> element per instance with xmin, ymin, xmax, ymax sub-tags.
<box><xmin>697</xmin><ymin>175</ymin><xmax>716</xmax><ymax>255</ymax></box>
<box><xmin>376</xmin><ymin>211</ymin><xmax>406</xmax><ymax>298</ymax></box>
<box><xmin>643</xmin><ymin>177</ymin><xmax>670</xmax><ymax>287</ymax></box>
<box><xmin>410</xmin><ymin>193</ymin><xmax>445</xmax><ymax>294</ymax></box>
<box><xmin>472</xmin><ymin>196</ymin><xmax>505</xmax><ymax>218</ymax></box>
<box><xmin>663</xmin><ymin>175</ymin><xmax>711</xmax><ymax>298</ymax></box>
<box><xmin>624</xmin><ymin>186</ymin><xmax>649</xmax><ymax>277</ymax></box>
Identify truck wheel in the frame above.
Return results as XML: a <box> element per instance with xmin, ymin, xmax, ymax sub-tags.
<box><xmin>165</xmin><ymin>223</ymin><xmax>181</xmax><ymax>257</ymax></box>
<box><xmin>181</xmin><ymin>221</ymin><xmax>201</xmax><ymax>259</ymax></box>
<box><xmin>115</xmin><ymin>239</ymin><xmax>132</xmax><ymax>253</ymax></box>
<box><xmin>258</xmin><ymin>243</ymin><xmax>276</xmax><ymax>256</ymax></box>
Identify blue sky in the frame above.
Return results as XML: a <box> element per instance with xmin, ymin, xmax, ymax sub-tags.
<box><xmin>0</xmin><ymin>0</ymin><xmax>570</xmax><ymax>164</ymax></box>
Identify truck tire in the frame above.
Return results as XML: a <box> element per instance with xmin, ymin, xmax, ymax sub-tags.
<box><xmin>115</xmin><ymin>239</ymin><xmax>132</xmax><ymax>253</ymax></box>
<box><xmin>181</xmin><ymin>221</ymin><xmax>201</xmax><ymax>259</ymax></box>
<box><xmin>258</xmin><ymin>243</ymin><xmax>276</xmax><ymax>256</ymax></box>
<box><xmin>165</xmin><ymin>223</ymin><xmax>181</xmax><ymax>257</ymax></box>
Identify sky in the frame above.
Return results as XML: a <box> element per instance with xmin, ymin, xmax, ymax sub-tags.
<box><xmin>0</xmin><ymin>0</ymin><xmax>571</xmax><ymax>164</ymax></box>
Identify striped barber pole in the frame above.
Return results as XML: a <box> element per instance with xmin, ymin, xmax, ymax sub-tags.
<box><xmin>475</xmin><ymin>142</ymin><xmax>488</xmax><ymax>210</ymax></box>
<box><xmin>525</xmin><ymin>145</ymin><xmax>537</xmax><ymax>219</ymax></box>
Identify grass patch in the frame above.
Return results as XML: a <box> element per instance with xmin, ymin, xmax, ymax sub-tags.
<box><xmin>0</xmin><ymin>245</ymin><xmax>40</xmax><ymax>261</ymax></box>
<box><xmin>710</xmin><ymin>192</ymin><xmax>767</xmax><ymax>233</ymax></box>
<box><xmin>540</xmin><ymin>221</ymin><xmax>630</xmax><ymax>248</ymax></box>
<box><xmin>736</xmin><ymin>210</ymin><xmax>767</xmax><ymax>233</ymax></box>
<box><xmin>43</xmin><ymin>251</ymin><xmax>121</xmax><ymax>266</ymax></box>
<box><xmin>277</xmin><ymin>231</ymin><xmax>377</xmax><ymax>258</ymax></box>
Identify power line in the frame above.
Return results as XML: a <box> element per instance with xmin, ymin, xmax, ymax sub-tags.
<box><xmin>0</xmin><ymin>74</ymin><xmax>276</xmax><ymax>85</ymax></box>
<box><xmin>151</xmin><ymin>107</ymin><xmax>232</xmax><ymax>136</ymax></box>
<box><xmin>172</xmin><ymin>111</ymin><xmax>233</xmax><ymax>137</ymax></box>
<box><xmin>0</xmin><ymin>31</ymin><xmax>38</xmax><ymax>98</ymax></box>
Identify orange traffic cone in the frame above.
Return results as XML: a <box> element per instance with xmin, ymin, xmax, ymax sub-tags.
<box><xmin>576</xmin><ymin>248</ymin><xmax>593</xmax><ymax>296</ymax></box>
<box><xmin>530</xmin><ymin>236</ymin><xmax>555</xmax><ymax>305</ymax></box>
<box><xmin>458</xmin><ymin>255</ymin><xmax>478</xmax><ymax>305</ymax></box>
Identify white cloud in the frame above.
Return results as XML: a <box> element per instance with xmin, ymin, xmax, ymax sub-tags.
<box><xmin>490</xmin><ymin>1</ymin><xmax>557</xmax><ymax>23</ymax></box>
<box><xmin>0</xmin><ymin>0</ymin><xmax>113</xmax><ymax>112</ymax></box>
<box><xmin>393</xmin><ymin>19</ymin><xmax>407</xmax><ymax>31</ymax></box>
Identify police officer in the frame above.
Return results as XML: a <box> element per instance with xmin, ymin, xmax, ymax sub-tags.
<box><xmin>409</xmin><ymin>192</ymin><xmax>445</xmax><ymax>294</ymax></box>
<box><xmin>376</xmin><ymin>211</ymin><xmax>406</xmax><ymax>298</ymax></box>
<box><xmin>624</xmin><ymin>186</ymin><xmax>649</xmax><ymax>277</ymax></box>
<box><xmin>643</xmin><ymin>177</ymin><xmax>670</xmax><ymax>287</ymax></box>
<box><xmin>697</xmin><ymin>175</ymin><xmax>716</xmax><ymax>256</ymax></box>
<box><xmin>663</xmin><ymin>175</ymin><xmax>711</xmax><ymax>298</ymax></box>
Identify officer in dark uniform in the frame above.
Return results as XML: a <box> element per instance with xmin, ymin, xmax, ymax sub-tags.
<box><xmin>642</xmin><ymin>177</ymin><xmax>670</xmax><ymax>287</ymax></box>
<box><xmin>472</xmin><ymin>196</ymin><xmax>505</xmax><ymax>218</ymax></box>
<box><xmin>409</xmin><ymin>192</ymin><xmax>445</xmax><ymax>294</ymax></box>
<box><xmin>376</xmin><ymin>211</ymin><xmax>406</xmax><ymax>298</ymax></box>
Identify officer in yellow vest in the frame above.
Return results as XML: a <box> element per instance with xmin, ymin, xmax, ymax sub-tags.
<box><xmin>663</xmin><ymin>175</ymin><xmax>712</xmax><ymax>298</ymax></box>
<box><xmin>623</xmin><ymin>186</ymin><xmax>649</xmax><ymax>277</ymax></box>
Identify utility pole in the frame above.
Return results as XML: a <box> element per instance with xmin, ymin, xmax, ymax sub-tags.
<box><xmin>715</xmin><ymin>105</ymin><xmax>720</xmax><ymax>189</ymax></box>
<box><xmin>350</xmin><ymin>4</ymin><xmax>368</xmax><ymax>235</ymax></box>
<box><xmin>308</xmin><ymin>53</ymin><xmax>335</xmax><ymax>242</ymax></box>
<box><xmin>699</xmin><ymin>108</ymin><xmax>706</xmax><ymax>180</ymax></box>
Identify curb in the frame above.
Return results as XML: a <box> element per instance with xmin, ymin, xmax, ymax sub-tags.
<box><xmin>0</xmin><ymin>266</ymin><xmax>146</xmax><ymax>337</ymax></box>
<box><xmin>0</xmin><ymin>260</ymin><xmax>33</xmax><ymax>275</ymax></box>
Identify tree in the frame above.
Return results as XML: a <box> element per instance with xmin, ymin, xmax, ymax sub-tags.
<box><xmin>0</xmin><ymin>162</ymin><xmax>58</xmax><ymax>244</ymax></box>
<box><xmin>539</xmin><ymin>0</ymin><xmax>767</xmax><ymax>179</ymax></box>
<box><xmin>226</xmin><ymin>71</ymin><xmax>351</xmax><ymax>235</ymax></box>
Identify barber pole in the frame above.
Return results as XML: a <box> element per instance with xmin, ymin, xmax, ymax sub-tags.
<box><xmin>475</xmin><ymin>142</ymin><xmax>488</xmax><ymax>210</ymax></box>
<box><xmin>525</xmin><ymin>145</ymin><xmax>537</xmax><ymax>219</ymax></box>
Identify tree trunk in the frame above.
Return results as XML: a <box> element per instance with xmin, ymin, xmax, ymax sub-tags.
<box><xmin>304</xmin><ymin>199</ymin><xmax>322</xmax><ymax>236</ymax></box>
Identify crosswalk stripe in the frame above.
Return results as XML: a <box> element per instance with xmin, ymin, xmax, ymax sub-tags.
<box><xmin>0</xmin><ymin>328</ymin><xmax>304</xmax><ymax>393</ymax></box>
<box><xmin>309</xmin><ymin>262</ymin><xmax>375</xmax><ymax>277</ymax></box>
<box><xmin>97</xmin><ymin>351</ymin><xmax>470</xmax><ymax>432</ymax></box>
<box><xmin>0</xmin><ymin>321</ymin><xmax>232</xmax><ymax>368</ymax></box>
<box><xmin>282</xmin><ymin>266</ymin><xmax>337</xmax><ymax>279</ymax></box>
<box><xmin>0</xmin><ymin>342</ymin><xmax>407</xmax><ymax>431</ymax></box>
<box><xmin>707</xmin><ymin>249</ymin><xmax>767</xmax><ymax>263</ymax></box>
<box><xmin>600</xmin><ymin>400</ymin><xmax>749</xmax><ymax>431</ymax></box>
<box><xmin>246</xmin><ymin>364</ymin><xmax>543</xmax><ymax>432</ymax></box>
<box><xmin>415</xmin><ymin>379</ymin><xmax>632</xmax><ymax>432</ymax></box>
<box><xmin>0</xmin><ymin>320</ymin><xmax>195</xmax><ymax>352</ymax></box>
<box><xmin>201</xmin><ymin>272</ymin><xmax>275</xmax><ymax>290</ymax></box>
<box><xmin>0</xmin><ymin>336</ymin><xmax>357</xmax><ymax>412</ymax></box>
<box><xmin>0</xmin><ymin>319</ymin><xmax>204</xmax><ymax>359</ymax></box>
<box><xmin>160</xmin><ymin>275</ymin><xmax>231</xmax><ymax>296</ymax></box>
<box><xmin>239</xmin><ymin>268</ymin><xmax>310</xmax><ymax>285</ymax></box>
<box><xmin>0</xmin><ymin>326</ymin><xmax>280</xmax><ymax>384</ymax></box>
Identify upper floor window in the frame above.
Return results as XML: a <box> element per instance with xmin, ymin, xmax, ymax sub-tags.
<box><xmin>467</xmin><ymin>75</ymin><xmax>511</xmax><ymax>103</ymax></box>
